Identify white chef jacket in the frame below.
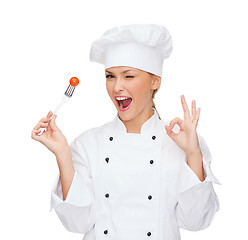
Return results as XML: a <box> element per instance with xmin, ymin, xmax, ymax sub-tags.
<box><xmin>50</xmin><ymin>108</ymin><xmax>221</xmax><ymax>240</ymax></box>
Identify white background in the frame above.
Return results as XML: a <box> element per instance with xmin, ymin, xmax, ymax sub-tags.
<box><xmin>0</xmin><ymin>0</ymin><xmax>247</xmax><ymax>239</ymax></box>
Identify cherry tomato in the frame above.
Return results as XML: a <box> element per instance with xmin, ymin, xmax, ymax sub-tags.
<box><xmin>70</xmin><ymin>77</ymin><xmax>79</xmax><ymax>87</ymax></box>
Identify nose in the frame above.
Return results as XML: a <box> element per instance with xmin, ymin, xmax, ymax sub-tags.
<box><xmin>114</xmin><ymin>77</ymin><xmax>124</xmax><ymax>93</ymax></box>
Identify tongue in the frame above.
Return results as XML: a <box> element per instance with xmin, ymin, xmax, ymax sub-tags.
<box><xmin>122</xmin><ymin>98</ymin><xmax>132</xmax><ymax>108</ymax></box>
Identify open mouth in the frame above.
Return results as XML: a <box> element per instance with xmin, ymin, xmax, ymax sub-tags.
<box><xmin>116</xmin><ymin>98</ymin><xmax>132</xmax><ymax>109</ymax></box>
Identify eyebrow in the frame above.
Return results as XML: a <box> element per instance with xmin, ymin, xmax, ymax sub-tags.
<box><xmin>105</xmin><ymin>69</ymin><xmax>136</xmax><ymax>74</ymax></box>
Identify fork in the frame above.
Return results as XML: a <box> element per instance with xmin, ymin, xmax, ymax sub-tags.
<box><xmin>38</xmin><ymin>77</ymin><xmax>79</xmax><ymax>135</ymax></box>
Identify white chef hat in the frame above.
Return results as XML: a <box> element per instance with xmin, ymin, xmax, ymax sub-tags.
<box><xmin>89</xmin><ymin>24</ymin><xmax>172</xmax><ymax>77</ymax></box>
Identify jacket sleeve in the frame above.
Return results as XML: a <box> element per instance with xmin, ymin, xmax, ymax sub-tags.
<box><xmin>50</xmin><ymin>133</ymin><xmax>97</xmax><ymax>234</ymax></box>
<box><xmin>175</xmin><ymin>133</ymin><xmax>221</xmax><ymax>231</ymax></box>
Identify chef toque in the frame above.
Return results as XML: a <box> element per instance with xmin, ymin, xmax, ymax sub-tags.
<box><xmin>89</xmin><ymin>24</ymin><xmax>172</xmax><ymax>77</ymax></box>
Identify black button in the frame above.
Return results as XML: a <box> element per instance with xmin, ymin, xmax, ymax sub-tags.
<box><xmin>104</xmin><ymin>230</ymin><xmax>108</xmax><ymax>234</ymax></box>
<box><xmin>105</xmin><ymin>193</ymin><xmax>109</xmax><ymax>198</ymax></box>
<box><xmin>148</xmin><ymin>195</ymin><xmax>152</xmax><ymax>200</ymax></box>
<box><xmin>152</xmin><ymin>135</ymin><xmax>156</xmax><ymax>140</ymax></box>
<box><xmin>109</xmin><ymin>136</ymin><xmax>113</xmax><ymax>141</ymax></box>
<box><xmin>105</xmin><ymin>157</ymin><xmax>109</xmax><ymax>163</ymax></box>
<box><xmin>147</xmin><ymin>232</ymin><xmax>151</xmax><ymax>236</ymax></box>
<box><xmin>150</xmin><ymin>160</ymin><xmax>154</xmax><ymax>164</ymax></box>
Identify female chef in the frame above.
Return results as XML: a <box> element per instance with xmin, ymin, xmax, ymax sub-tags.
<box><xmin>31</xmin><ymin>24</ymin><xmax>221</xmax><ymax>240</ymax></box>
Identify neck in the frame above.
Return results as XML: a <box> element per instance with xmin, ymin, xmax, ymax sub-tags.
<box><xmin>120</xmin><ymin>107</ymin><xmax>154</xmax><ymax>134</ymax></box>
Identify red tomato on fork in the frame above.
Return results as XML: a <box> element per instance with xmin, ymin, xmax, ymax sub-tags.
<box><xmin>70</xmin><ymin>77</ymin><xmax>79</xmax><ymax>87</ymax></box>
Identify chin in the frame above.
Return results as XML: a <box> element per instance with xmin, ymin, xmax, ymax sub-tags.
<box><xmin>117</xmin><ymin>108</ymin><xmax>133</xmax><ymax>121</ymax></box>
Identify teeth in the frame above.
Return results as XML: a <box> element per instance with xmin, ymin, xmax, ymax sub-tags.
<box><xmin>116</xmin><ymin>97</ymin><xmax>130</xmax><ymax>100</ymax></box>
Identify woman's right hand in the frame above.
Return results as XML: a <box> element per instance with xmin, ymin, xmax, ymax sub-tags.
<box><xmin>31</xmin><ymin>111</ymin><xmax>69</xmax><ymax>156</ymax></box>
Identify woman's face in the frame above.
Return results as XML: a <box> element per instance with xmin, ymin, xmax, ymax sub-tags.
<box><xmin>105</xmin><ymin>66</ymin><xmax>161</xmax><ymax>121</ymax></box>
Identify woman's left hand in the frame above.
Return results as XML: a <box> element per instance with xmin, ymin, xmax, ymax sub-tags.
<box><xmin>165</xmin><ymin>95</ymin><xmax>202</xmax><ymax>156</ymax></box>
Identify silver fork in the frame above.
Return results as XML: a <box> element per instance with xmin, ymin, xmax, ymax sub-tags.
<box><xmin>52</xmin><ymin>84</ymin><xmax>76</xmax><ymax>116</ymax></box>
<box><xmin>38</xmin><ymin>81</ymin><xmax>78</xmax><ymax>135</ymax></box>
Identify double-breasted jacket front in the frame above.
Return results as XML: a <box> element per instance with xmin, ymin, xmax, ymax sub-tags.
<box><xmin>50</xmin><ymin>108</ymin><xmax>221</xmax><ymax>240</ymax></box>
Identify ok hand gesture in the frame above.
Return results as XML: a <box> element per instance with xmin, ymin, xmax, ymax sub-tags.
<box><xmin>165</xmin><ymin>95</ymin><xmax>201</xmax><ymax>157</ymax></box>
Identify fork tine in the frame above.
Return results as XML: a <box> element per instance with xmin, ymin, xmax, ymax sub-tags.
<box><xmin>64</xmin><ymin>85</ymin><xmax>75</xmax><ymax>97</ymax></box>
<box><xmin>70</xmin><ymin>86</ymin><xmax>75</xmax><ymax>96</ymax></box>
<box><xmin>65</xmin><ymin>85</ymin><xmax>71</xmax><ymax>95</ymax></box>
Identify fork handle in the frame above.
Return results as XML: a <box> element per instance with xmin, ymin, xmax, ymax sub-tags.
<box><xmin>53</xmin><ymin>95</ymin><xmax>69</xmax><ymax>116</ymax></box>
<box><xmin>37</xmin><ymin>95</ymin><xmax>69</xmax><ymax>135</ymax></box>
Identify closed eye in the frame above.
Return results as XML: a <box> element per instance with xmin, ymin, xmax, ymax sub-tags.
<box><xmin>126</xmin><ymin>76</ymin><xmax>134</xmax><ymax>78</ymax></box>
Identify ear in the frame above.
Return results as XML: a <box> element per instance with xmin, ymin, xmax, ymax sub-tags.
<box><xmin>151</xmin><ymin>75</ymin><xmax>161</xmax><ymax>90</ymax></box>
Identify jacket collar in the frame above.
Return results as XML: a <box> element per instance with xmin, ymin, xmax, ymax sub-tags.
<box><xmin>113</xmin><ymin>107</ymin><xmax>162</xmax><ymax>135</ymax></box>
